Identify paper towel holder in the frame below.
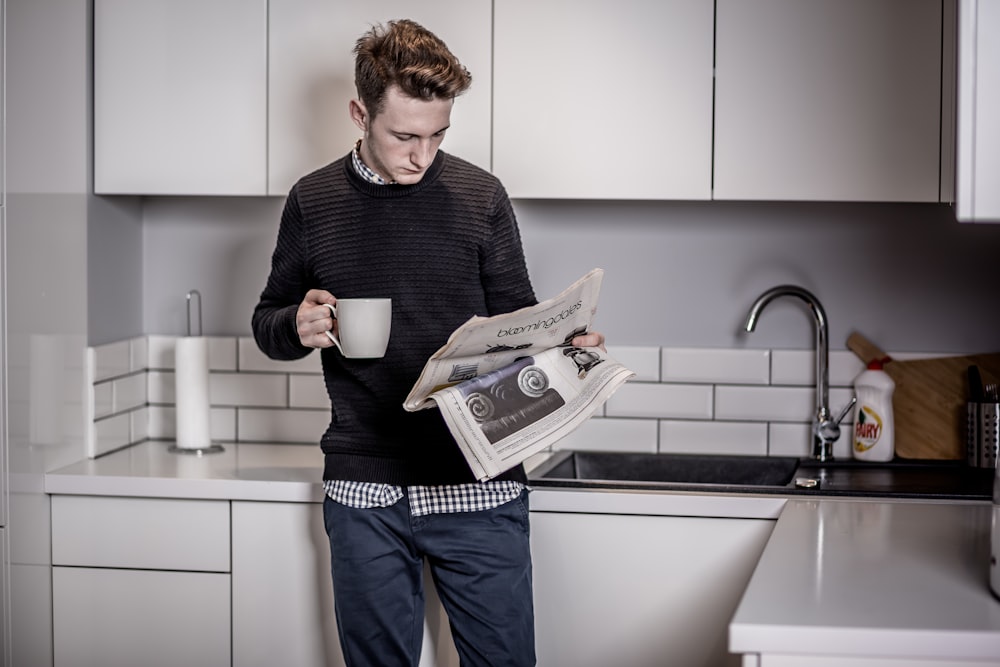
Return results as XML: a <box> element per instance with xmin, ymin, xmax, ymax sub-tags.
<box><xmin>169</xmin><ymin>289</ymin><xmax>225</xmax><ymax>456</ymax></box>
<box><xmin>187</xmin><ymin>289</ymin><xmax>203</xmax><ymax>337</ymax></box>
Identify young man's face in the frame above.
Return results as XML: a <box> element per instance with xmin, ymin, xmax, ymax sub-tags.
<box><xmin>350</xmin><ymin>85</ymin><xmax>453</xmax><ymax>185</ymax></box>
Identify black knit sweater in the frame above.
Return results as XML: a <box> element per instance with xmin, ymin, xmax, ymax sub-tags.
<box><xmin>252</xmin><ymin>151</ymin><xmax>537</xmax><ymax>486</ymax></box>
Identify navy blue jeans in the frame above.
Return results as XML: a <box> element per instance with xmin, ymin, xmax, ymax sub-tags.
<box><xmin>322</xmin><ymin>489</ymin><xmax>536</xmax><ymax>667</ymax></box>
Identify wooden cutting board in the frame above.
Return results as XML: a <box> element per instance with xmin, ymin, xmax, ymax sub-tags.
<box><xmin>846</xmin><ymin>332</ymin><xmax>1000</xmax><ymax>460</ymax></box>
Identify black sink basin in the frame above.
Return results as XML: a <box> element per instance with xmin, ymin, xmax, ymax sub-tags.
<box><xmin>528</xmin><ymin>449</ymin><xmax>994</xmax><ymax>500</ymax></box>
<box><xmin>530</xmin><ymin>450</ymin><xmax>800</xmax><ymax>488</ymax></box>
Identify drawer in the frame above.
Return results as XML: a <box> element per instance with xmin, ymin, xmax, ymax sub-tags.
<box><xmin>51</xmin><ymin>495</ymin><xmax>229</xmax><ymax>571</ymax></box>
<box><xmin>53</xmin><ymin>566</ymin><xmax>231</xmax><ymax>667</ymax></box>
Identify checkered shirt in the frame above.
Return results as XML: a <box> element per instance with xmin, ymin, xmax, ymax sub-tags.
<box><xmin>351</xmin><ymin>140</ymin><xmax>391</xmax><ymax>185</ymax></box>
<box><xmin>322</xmin><ymin>143</ymin><xmax>524</xmax><ymax>516</ymax></box>
<box><xmin>323</xmin><ymin>479</ymin><xmax>525</xmax><ymax>516</ymax></box>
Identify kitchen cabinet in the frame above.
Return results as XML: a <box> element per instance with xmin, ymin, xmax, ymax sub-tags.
<box><xmin>231</xmin><ymin>500</ymin><xmax>460</xmax><ymax>667</ymax></box>
<box><xmin>94</xmin><ymin>0</ymin><xmax>950</xmax><ymax>202</ymax></box>
<box><xmin>231</xmin><ymin>501</ymin><xmax>339</xmax><ymax>667</ymax></box>
<box><xmin>93</xmin><ymin>0</ymin><xmax>267</xmax><ymax>195</ymax></box>
<box><xmin>53</xmin><ymin>567</ymin><xmax>230</xmax><ymax>667</ymax></box>
<box><xmin>268</xmin><ymin>0</ymin><xmax>493</xmax><ymax>196</ymax></box>
<box><xmin>94</xmin><ymin>0</ymin><xmax>490</xmax><ymax>196</ymax></box>
<box><xmin>492</xmin><ymin>0</ymin><xmax>715</xmax><ymax>200</ymax></box>
<box><xmin>531</xmin><ymin>510</ymin><xmax>774</xmax><ymax>667</ymax></box>
<box><xmin>50</xmin><ymin>496</ymin><xmax>231</xmax><ymax>667</ymax></box>
<box><xmin>956</xmin><ymin>0</ymin><xmax>1000</xmax><ymax>222</ymax></box>
<box><xmin>731</xmin><ymin>501</ymin><xmax>1000</xmax><ymax>667</ymax></box>
<box><xmin>713</xmin><ymin>0</ymin><xmax>943</xmax><ymax>202</ymax></box>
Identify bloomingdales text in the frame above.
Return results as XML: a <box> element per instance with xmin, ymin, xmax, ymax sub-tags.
<box><xmin>496</xmin><ymin>301</ymin><xmax>584</xmax><ymax>337</ymax></box>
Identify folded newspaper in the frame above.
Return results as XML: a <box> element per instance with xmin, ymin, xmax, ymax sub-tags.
<box><xmin>403</xmin><ymin>268</ymin><xmax>635</xmax><ymax>481</ymax></box>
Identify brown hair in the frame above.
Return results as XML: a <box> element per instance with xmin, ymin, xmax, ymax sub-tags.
<box><xmin>354</xmin><ymin>19</ymin><xmax>472</xmax><ymax>119</ymax></box>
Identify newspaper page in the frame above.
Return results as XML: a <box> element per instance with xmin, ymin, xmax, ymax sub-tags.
<box><xmin>403</xmin><ymin>268</ymin><xmax>635</xmax><ymax>481</ymax></box>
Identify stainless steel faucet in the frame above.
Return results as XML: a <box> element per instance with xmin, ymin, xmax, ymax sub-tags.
<box><xmin>743</xmin><ymin>285</ymin><xmax>855</xmax><ymax>461</ymax></box>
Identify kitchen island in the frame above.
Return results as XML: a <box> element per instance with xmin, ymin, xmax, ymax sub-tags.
<box><xmin>43</xmin><ymin>441</ymin><xmax>1000</xmax><ymax>667</ymax></box>
<box><xmin>731</xmin><ymin>498</ymin><xmax>1000</xmax><ymax>666</ymax></box>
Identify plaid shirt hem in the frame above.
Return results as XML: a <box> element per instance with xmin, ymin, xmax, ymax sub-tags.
<box><xmin>323</xmin><ymin>480</ymin><xmax>525</xmax><ymax>517</ymax></box>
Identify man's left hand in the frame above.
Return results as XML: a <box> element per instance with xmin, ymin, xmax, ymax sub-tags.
<box><xmin>571</xmin><ymin>331</ymin><xmax>606</xmax><ymax>352</ymax></box>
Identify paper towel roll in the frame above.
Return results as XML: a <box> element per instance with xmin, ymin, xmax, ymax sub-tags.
<box><xmin>175</xmin><ymin>336</ymin><xmax>212</xmax><ymax>450</ymax></box>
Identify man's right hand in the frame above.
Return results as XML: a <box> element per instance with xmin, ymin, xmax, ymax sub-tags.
<box><xmin>297</xmin><ymin>289</ymin><xmax>337</xmax><ymax>348</ymax></box>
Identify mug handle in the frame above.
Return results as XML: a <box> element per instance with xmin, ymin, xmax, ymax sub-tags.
<box><xmin>322</xmin><ymin>303</ymin><xmax>344</xmax><ymax>355</ymax></box>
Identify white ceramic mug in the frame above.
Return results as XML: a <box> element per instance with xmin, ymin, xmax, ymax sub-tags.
<box><xmin>323</xmin><ymin>298</ymin><xmax>392</xmax><ymax>358</ymax></box>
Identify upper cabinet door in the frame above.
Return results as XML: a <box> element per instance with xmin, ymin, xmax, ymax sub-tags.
<box><xmin>493</xmin><ymin>0</ymin><xmax>715</xmax><ymax>200</ymax></box>
<box><xmin>94</xmin><ymin>0</ymin><xmax>268</xmax><ymax>195</ymax></box>
<box><xmin>267</xmin><ymin>0</ymin><xmax>493</xmax><ymax>197</ymax></box>
<box><xmin>714</xmin><ymin>0</ymin><xmax>943</xmax><ymax>202</ymax></box>
<box><xmin>957</xmin><ymin>0</ymin><xmax>1000</xmax><ymax>222</ymax></box>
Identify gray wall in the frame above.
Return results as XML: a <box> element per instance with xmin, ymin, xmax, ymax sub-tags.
<box><xmin>139</xmin><ymin>196</ymin><xmax>1000</xmax><ymax>354</ymax></box>
<box><xmin>88</xmin><ymin>195</ymin><xmax>143</xmax><ymax>344</ymax></box>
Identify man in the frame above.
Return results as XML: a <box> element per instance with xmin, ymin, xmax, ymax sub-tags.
<box><xmin>252</xmin><ymin>19</ymin><xmax>603</xmax><ymax>667</ymax></box>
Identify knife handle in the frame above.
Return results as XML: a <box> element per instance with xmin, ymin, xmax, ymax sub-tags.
<box><xmin>968</xmin><ymin>365</ymin><xmax>985</xmax><ymax>402</ymax></box>
<box><xmin>846</xmin><ymin>331</ymin><xmax>892</xmax><ymax>365</ymax></box>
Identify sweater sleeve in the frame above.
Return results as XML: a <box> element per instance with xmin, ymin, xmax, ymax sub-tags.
<box><xmin>480</xmin><ymin>183</ymin><xmax>537</xmax><ymax>316</ymax></box>
<box><xmin>251</xmin><ymin>187</ymin><xmax>315</xmax><ymax>361</ymax></box>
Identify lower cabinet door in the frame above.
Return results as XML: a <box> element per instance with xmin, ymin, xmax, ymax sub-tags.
<box><xmin>52</xmin><ymin>566</ymin><xmax>230</xmax><ymax>667</ymax></box>
<box><xmin>231</xmin><ymin>501</ymin><xmax>339</xmax><ymax>667</ymax></box>
<box><xmin>531</xmin><ymin>511</ymin><xmax>774</xmax><ymax>667</ymax></box>
<box><xmin>231</xmin><ymin>501</ymin><xmax>460</xmax><ymax>667</ymax></box>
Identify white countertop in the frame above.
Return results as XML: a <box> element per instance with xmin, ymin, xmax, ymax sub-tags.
<box><xmin>43</xmin><ymin>441</ymin><xmax>782</xmax><ymax>518</ymax></box>
<box><xmin>44</xmin><ymin>442</ymin><xmax>1000</xmax><ymax>662</ymax></box>
<box><xmin>731</xmin><ymin>498</ymin><xmax>1000</xmax><ymax>663</ymax></box>
<box><xmin>43</xmin><ymin>441</ymin><xmax>327</xmax><ymax>502</ymax></box>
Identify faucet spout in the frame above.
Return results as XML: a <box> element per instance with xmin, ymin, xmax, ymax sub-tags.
<box><xmin>743</xmin><ymin>285</ymin><xmax>849</xmax><ymax>461</ymax></box>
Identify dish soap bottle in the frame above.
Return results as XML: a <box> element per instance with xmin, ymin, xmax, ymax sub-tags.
<box><xmin>852</xmin><ymin>359</ymin><xmax>895</xmax><ymax>462</ymax></box>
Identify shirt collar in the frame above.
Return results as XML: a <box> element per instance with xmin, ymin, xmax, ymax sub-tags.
<box><xmin>351</xmin><ymin>140</ymin><xmax>392</xmax><ymax>185</ymax></box>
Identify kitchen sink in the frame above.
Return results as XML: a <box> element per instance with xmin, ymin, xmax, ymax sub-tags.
<box><xmin>530</xmin><ymin>450</ymin><xmax>800</xmax><ymax>488</ymax></box>
<box><xmin>527</xmin><ymin>450</ymin><xmax>995</xmax><ymax>500</ymax></box>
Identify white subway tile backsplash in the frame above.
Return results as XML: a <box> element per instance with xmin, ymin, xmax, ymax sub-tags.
<box><xmin>606</xmin><ymin>383</ymin><xmax>713</xmax><ymax>419</ymax></box>
<box><xmin>212</xmin><ymin>408</ymin><xmax>238</xmax><ymax>442</ymax></box>
<box><xmin>147</xmin><ymin>406</ymin><xmax>237</xmax><ymax>442</ymax></box>
<box><xmin>147</xmin><ymin>335</ymin><xmax>174</xmax><ymax>369</ymax></box>
<box><xmin>210</xmin><ymin>372</ymin><xmax>288</xmax><ymax>407</ymax></box>
<box><xmin>552</xmin><ymin>417</ymin><xmax>658</xmax><ymax>453</ymax></box>
<box><xmin>715</xmin><ymin>385</ymin><xmax>814</xmax><ymax>422</ymax></box>
<box><xmin>238</xmin><ymin>337</ymin><xmax>323</xmax><ymax>374</ymax></box>
<box><xmin>606</xmin><ymin>346</ymin><xmax>659</xmax><ymax>382</ymax></box>
<box><xmin>81</xmin><ymin>339</ymin><xmax>916</xmax><ymax>461</ymax></box>
<box><xmin>289</xmin><ymin>374</ymin><xmax>329</xmax><ymax>409</ymax></box>
<box><xmin>209</xmin><ymin>337</ymin><xmax>239</xmax><ymax>371</ymax></box>
<box><xmin>130</xmin><ymin>407</ymin><xmax>150</xmax><ymax>443</ymax></box>
<box><xmin>767</xmin><ymin>423</ymin><xmax>811</xmax><ymax>458</ymax></box>
<box><xmin>93</xmin><ymin>381</ymin><xmax>114</xmax><ymax>420</ymax></box>
<box><xmin>659</xmin><ymin>420</ymin><xmax>768</xmax><ymax>456</ymax></box>
<box><xmin>113</xmin><ymin>373</ymin><xmax>147</xmax><ymax>413</ymax></box>
<box><xmin>661</xmin><ymin>348</ymin><xmax>770</xmax><ymax>385</ymax></box>
<box><xmin>129</xmin><ymin>337</ymin><xmax>148</xmax><ymax>373</ymax></box>
<box><xmin>771</xmin><ymin>350</ymin><xmax>865</xmax><ymax>387</ymax></box>
<box><xmin>93</xmin><ymin>413</ymin><xmax>131</xmax><ymax>457</ymax></box>
<box><xmin>84</xmin><ymin>419</ymin><xmax>97</xmax><ymax>459</ymax></box>
<box><xmin>147</xmin><ymin>335</ymin><xmax>238</xmax><ymax>370</ymax></box>
<box><xmin>93</xmin><ymin>340</ymin><xmax>131</xmax><ymax>382</ymax></box>
<box><xmin>238</xmin><ymin>408</ymin><xmax>330</xmax><ymax>444</ymax></box>
<box><xmin>150</xmin><ymin>371</ymin><xmax>288</xmax><ymax>408</ymax></box>
<box><xmin>147</xmin><ymin>370</ymin><xmax>171</xmax><ymax>404</ymax></box>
